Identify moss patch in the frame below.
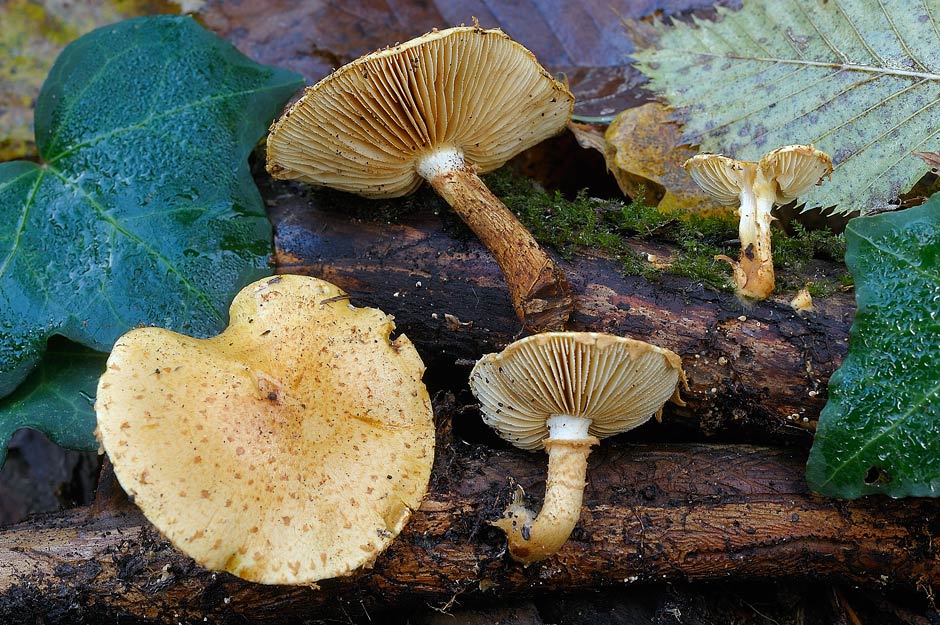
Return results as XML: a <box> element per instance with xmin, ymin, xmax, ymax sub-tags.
<box><xmin>484</xmin><ymin>168</ymin><xmax>850</xmax><ymax>295</ymax></box>
<box><xmin>294</xmin><ymin>165</ymin><xmax>851</xmax><ymax>297</ymax></box>
<box><xmin>773</xmin><ymin>222</ymin><xmax>851</xmax><ymax>296</ymax></box>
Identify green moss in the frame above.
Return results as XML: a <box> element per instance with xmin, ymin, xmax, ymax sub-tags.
<box><xmin>772</xmin><ymin>222</ymin><xmax>848</xmax><ymax>296</ymax></box>
<box><xmin>305</xmin><ymin>165</ymin><xmax>850</xmax><ymax>296</ymax></box>
<box><xmin>773</xmin><ymin>222</ymin><xmax>845</xmax><ymax>268</ymax></box>
<box><xmin>484</xmin><ymin>167</ymin><xmax>850</xmax><ymax>295</ymax></box>
<box><xmin>485</xmin><ymin>168</ymin><xmax>736</xmax><ymax>288</ymax></box>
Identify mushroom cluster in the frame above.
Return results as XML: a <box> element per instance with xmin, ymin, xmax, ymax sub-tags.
<box><xmin>95</xmin><ymin>275</ymin><xmax>435</xmax><ymax>585</ymax></box>
<box><xmin>470</xmin><ymin>332</ymin><xmax>685</xmax><ymax>564</ymax></box>
<box><xmin>266</xmin><ymin>26</ymin><xmax>575</xmax><ymax>331</ymax></box>
<box><xmin>96</xmin><ymin>24</ymin><xmax>725</xmax><ymax>584</ymax></box>
<box><xmin>684</xmin><ymin>145</ymin><xmax>832</xmax><ymax>300</ymax></box>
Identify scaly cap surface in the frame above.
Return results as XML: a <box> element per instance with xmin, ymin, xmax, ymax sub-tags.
<box><xmin>96</xmin><ymin>275</ymin><xmax>434</xmax><ymax>585</ymax></box>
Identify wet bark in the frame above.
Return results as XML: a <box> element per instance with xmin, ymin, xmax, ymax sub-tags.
<box><xmin>269</xmin><ymin>182</ymin><xmax>853</xmax><ymax>445</ymax></box>
<box><xmin>1</xmin><ymin>404</ymin><xmax>937</xmax><ymax>624</ymax></box>
<box><xmin>0</xmin><ymin>182</ymin><xmax>868</xmax><ymax>623</ymax></box>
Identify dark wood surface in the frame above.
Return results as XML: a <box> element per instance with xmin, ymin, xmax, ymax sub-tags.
<box><xmin>270</xmin><ymin>182</ymin><xmax>853</xmax><ymax>444</ymax></box>
<box><xmin>0</xmin><ymin>178</ymin><xmax>874</xmax><ymax>624</ymax></box>
<box><xmin>1</xmin><ymin>402</ymin><xmax>936</xmax><ymax>624</ymax></box>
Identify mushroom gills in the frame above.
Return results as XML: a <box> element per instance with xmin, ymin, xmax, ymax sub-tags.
<box><xmin>265</xmin><ymin>26</ymin><xmax>576</xmax><ymax>331</ymax></box>
<box><xmin>684</xmin><ymin>145</ymin><xmax>832</xmax><ymax>300</ymax></box>
<box><xmin>470</xmin><ymin>331</ymin><xmax>685</xmax><ymax>565</ymax></box>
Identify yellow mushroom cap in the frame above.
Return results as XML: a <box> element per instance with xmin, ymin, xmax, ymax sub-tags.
<box><xmin>683</xmin><ymin>153</ymin><xmax>749</xmax><ymax>205</ymax></box>
<box><xmin>95</xmin><ymin>275</ymin><xmax>434</xmax><ymax>585</ymax></box>
<box><xmin>758</xmin><ymin>144</ymin><xmax>833</xmax><ymax>204</ymax></box>
<box><xmin>684</xmin><ymin>145</ymin><xmax>832</xmax><ymax>206</ymax></box>
<box><xmin>266</xmin><ymin>26</ymin><xmax>574</xmax><ymax>199</ymax></box>
<box><xmin>469</xmin><ymin>332</ymin><xmax>685</xmax><ymax>451</ymax></box>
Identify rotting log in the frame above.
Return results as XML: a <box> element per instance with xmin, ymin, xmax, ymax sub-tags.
<box><xmin>0</xmin><ymin>401</ymin><xmax>937</xmax><ymax>624</ymax></box>
<box><xmin>269</xmin><ymin>182</ymin><xmax>854</xmax><ymax>444</ymax></box>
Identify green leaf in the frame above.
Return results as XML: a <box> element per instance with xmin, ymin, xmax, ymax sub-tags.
<box><xmin>631</xmin><ymin>0</ymin><xmax>940</xmax><ymax>214</ymax></box>
<box><xmin>0</xmin><ymin>15</ymin><xmax>304</xmax><ymax>400</ymax></box>
<box><xmin>0</xmin><ymin>339</ymin><xmax>106</xmax><ymax>466</ymax></box>
<box><xmin>0</xmin><ymin>0</ymin><xmax>175</xmax><ymax>162</ymax></box>
<box><xmin>806</xmin><ymin>198</ymin><xmax>940</xmax><ymax>498</ymax></box>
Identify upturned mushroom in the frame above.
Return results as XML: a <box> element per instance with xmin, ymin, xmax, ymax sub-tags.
<box><xmin>266</xmin><ymin>26</ymin><xmax>575</xmax><ymax>331</ymax></box>
<box><xmin>684</xmin><ymin>145</ymin><xmax>832</xmax><ymax>300</ymax></box>
<box><xmin>95</xmin><ymin>275</ymin><xmax>435</xmax><ymax>585</ymax></box>
<box><xmin>469</xmin><ymin>332</ymin><xmax>685</xmax><ymax>564</ymax></box>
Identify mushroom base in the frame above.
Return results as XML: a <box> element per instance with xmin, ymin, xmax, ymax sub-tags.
<box><xmin>715</xmin><ymin>190</ymin><xmax>775</xmax><ymax>300</ymax></box>
<box><xmin>714</xmin><ymin>250</ymin><xmax>775</xmax><ymax>300</ymax></box>
<box><xmin>493</xmin><ymin>436</ymin><xmax>598</xmax><ymax>565</ymax></box>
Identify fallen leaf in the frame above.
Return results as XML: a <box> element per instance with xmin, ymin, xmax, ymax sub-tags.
<box><xmin>3</xmin><ymin>1</ymin><xmax>722</xmax><ymax>163</ymax></box>
<box><xmin>632</xmin><ymin>0</ymin><xmax>940</xmax><ymax>214</ymax></box>
<box><xmin>197</xmin><ymin>0</ymin><xmax>717</xmax><ymax>118</ymax></box>
<box><xmin>571</xmin><ymin>103</ymin><xmax>732</xmax><ymax>215</ymax></box>
<box><xmin>608</xmin><ymin>103</ymin><xmax>729</xmax><ymax>214</ymax></box>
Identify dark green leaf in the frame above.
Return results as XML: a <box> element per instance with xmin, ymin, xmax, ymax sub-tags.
<box><xmin>806</xmin><ymin>198</ymin><xmax>940</xmax><ymax>497</ymax></box>
<box><xmin>0</xmin><ymin>15</ymin><xmax>304</xmax><ymax>400</ymax></box>
<box><xmin>0</xmin><ymin>339</ymin><xmax>106</xmax><ymax>466</ymax></box>
<box><xmin>0</xmin><ymin>16</ymin><xmax>302</xmax><ymax>461</ymax></box>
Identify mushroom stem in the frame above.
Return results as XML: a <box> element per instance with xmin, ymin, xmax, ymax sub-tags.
<box><xmin>715</xmin><ymin>169</ymin><xmax>776</xmax><ymax>300</ymax></box>
<box><xmin>493</xmin><ymin>415</ymin><xmax>598</xmax><ymax>564</ymax></box>
<box><xmin>418</xmin><ymin>149</ymin><xmax>573</xmax><ymax>331</ymax></box>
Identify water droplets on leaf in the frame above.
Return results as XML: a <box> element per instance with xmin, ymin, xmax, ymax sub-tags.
<box><xmin>0</xmin><ymin>15</ymin><xmax>303</xmax><ymax>462</ymax></box>
<box><xmin>807</xmin><ymin>198</ymin><xmax>940</xmax><ymax>498</ymax></box>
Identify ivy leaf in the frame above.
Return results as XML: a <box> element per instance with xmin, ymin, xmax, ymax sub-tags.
<box><xmin>0</xmin><ymin>340</ymin><xmax>106</xmax><ymax>466</ymax></box>
<box><xmin>0</xmin><ymin>15</ymin><xmax>303</xmax><ymax>401</ymax></box>
<box><xmin>0</xmin><ymin>15</ymin><xmax>302</xmax><ymax>462</ymax></box>
<box><xmin>631</xmin><ymin>0</ymin><xmax>940</xmax><ymax>214</ymax></box>
<box><xmin>806</xmin><ymin>198</ymin><xmax>940</xmax><ymax>498</ymax></box>
<box><xmin>0</xmin><ymin>0</ymin><xmax>176</xmax><ymax>162</ymax></box>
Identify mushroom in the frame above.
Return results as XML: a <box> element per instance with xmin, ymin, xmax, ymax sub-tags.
<box><xmin>790</xmin><ymin>288</ymin><xmax>815</xmax><ymax>313</ymax></box>
<box><xmin>684</xmin><ymin>145</ymin><xmax>832</xmax><ymax>300</ymax></box>
<box><xmin>266</xmin><ymin>26</ymin><xmax>575</xmax><ymax>331</ymax></box>
<box><xmin>95</xmin><ymin>275</ymin><xmax>435</xmax><ymax>585</ymax></box>
<box><xmin>469</xmin><ymin>332</ymin><xmax>685</xmax><ymax>564</ymax></box>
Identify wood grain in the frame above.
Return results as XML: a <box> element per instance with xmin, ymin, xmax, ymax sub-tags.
<box><xmin>1</xmin><ymin>405</ymin><xmax>936</xmax><ymax>624</ymax></box>
<box><xmin>269</xmin><ymin>181</ymin><xmax>853</xmax><ymax>444</ymax></box>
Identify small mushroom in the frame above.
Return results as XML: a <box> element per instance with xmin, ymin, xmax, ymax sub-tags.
<box><xmin>266</xmin><ymin>26</ymin><xmax>575</xmax><ymax>331</ymax></box>
<box><xmin>790</xmin><ymin>288</ymin><xmax>814</xmax><ymax>313</ymax></box>
<box><xmin>684</xmin><ymin>145</ymin><xmax>832</xmax><ymax>300</ymax></box>
<box><xmin>95</xmin><ymin>275</ymin><xmax>435</xmax><ymax>585</ymax></box>
<box><xmin>469</xmin><ymin>332</ymin><xmax>685</xmax><ymax>564</ymax></box>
